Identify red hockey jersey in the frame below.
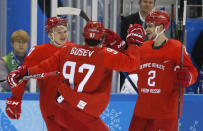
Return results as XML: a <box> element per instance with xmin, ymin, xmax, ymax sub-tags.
<box><xmin>133</xmin><ymin>39</ymin><xmax>198</xmax><ymax>119</ymax></box>
<box><xmin>12</xmin><ymin>42</ymin><xmax>75</xmax><ymax>118</ymax></box>
<box><xmin>29</xmin><ymin>43</ymin><xmax>140</xmax><ymax>117</ymax></box>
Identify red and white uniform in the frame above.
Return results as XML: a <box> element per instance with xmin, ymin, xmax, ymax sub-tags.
<box><xmin>28</xmin><ymin>43</ymin><xmax>140</xmax><ymax>118</ymax></box>
<box><xmin>133</xmin><ymin>39</ymin><xmax>197</xmax><ymax>119</ymax></box>
<box><xmin>12</xmin><ymin>42</ymin><xmax>75</xmax><ymax>130</ymax></box>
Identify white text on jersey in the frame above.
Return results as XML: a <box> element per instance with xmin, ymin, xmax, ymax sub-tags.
<box><xmin>141</xmin><ymin>88</ymin><xmax>161</xmax><ymax>94</ymax></box>
<box><xmin>70</xmin><ymin>47</ymin><xmax>94</xmax><ymax>57</ymax></box>
<box><xmin>140</xmin><ymin>63</ymin><xmax>165</xmax><ymax>70</ymax></box>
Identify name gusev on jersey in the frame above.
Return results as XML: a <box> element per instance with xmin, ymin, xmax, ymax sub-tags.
<box><xmin>28</xmin><ymin>43</ymin><xmax>140</xmax><ymax>117</ymax></box>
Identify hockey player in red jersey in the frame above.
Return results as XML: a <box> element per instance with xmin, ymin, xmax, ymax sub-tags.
<box><xmin>5</xmin><ymin>16</ymin><xmax>76</xmax><ymax>131</ymax></box>
<box><xmin>7</xmin><ymin>21</ymin><xmax>145</xmax><ymax>131</ymax></box>
<box><xmin>128</xmin><ymin>10</ymin><xmax>198</xmax><ymax>131</ymax></box>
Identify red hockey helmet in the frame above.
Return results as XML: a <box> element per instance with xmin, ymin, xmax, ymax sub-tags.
<box><xmin>45</xmin><ymin>16</ymin><xmax>67</xmax><ymax>33</ymax></box>
<box><xmin>83</xmin><ymin>21</ymin><xmax>104</xmax><ymax>41</ymax></box>
<box><xmin>146</xmin><ymin>10</ymin><xmax>170</xmax><ymax>29</ymax></box>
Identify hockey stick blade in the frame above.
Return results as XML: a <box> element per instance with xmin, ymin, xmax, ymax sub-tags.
<box><xmin>57</xmin><ymin>7</ymin><xmax>81</xmax><ymax>15</ymax></box>
<box><xmin>57</xmin><ymin>7</ymin><xmax>90</xmax><ymax>21</ymax></box>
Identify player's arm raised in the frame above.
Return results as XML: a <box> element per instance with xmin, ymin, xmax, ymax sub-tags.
<box><xmin>102</xmin><ymin>28</ymin><xmax>126</xmax><ymax>52</ymax></box>
<box><xmin>104</xmin><ymin>24</ymin><xmax>145</xmax><ymax>72</ymax></box>
<box><xmin>103</xmin><ymin>45</ymin><xmax>139</xmax><ymax>72</ymax></box>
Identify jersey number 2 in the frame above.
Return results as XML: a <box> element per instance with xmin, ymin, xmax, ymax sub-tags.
<box><xmin>62</xmin><ymin>61</ymin><xmax>95</xmax><ymax>92</ymax></box>
<box><xmin>148</xmin><ymin>70</ymin><xmax>156</xmax><ymax>87</ymax></box>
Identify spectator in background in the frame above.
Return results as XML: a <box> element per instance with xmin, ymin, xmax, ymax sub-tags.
<box><xmin>191</xmin><ymin>30</ymin><xmax>203</xmax><ymax>93</ymax></box>
<box><xmin>3</xmin><ymin>30</ymin><xmax>29</xmax><ymax>72</ymax></box>
<box><xmin>120</xmin><ymin>0</ymin><xmax>155</xmax><ymax>40</ymax></box>
<box><xmin>120</xmin><ymin>0</ymin><xmax>155</xmax><ymax>92</ymax></box>
<box><xmin>1</xmin><ymin>29</ymin><xmax>29</xmax><ymax>92</ymax></box>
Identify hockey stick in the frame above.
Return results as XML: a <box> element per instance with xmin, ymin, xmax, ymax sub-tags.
<box><xmin>170</xmin><ymin>4</ymin><xmax>175</xmax><ymax>38</ymax></box>
<box><xmin>57</xmin><ymin>7</ymin><xmax>90</xmax><ymax>21</ymax></box>
<box><xmin>0</xmin><ymin>71</ymin><xmax>60</xmax><ymax>83</ymax></box>
<box><xmin>177</xmin><ymin>0</ymin><xmax>187</xmax><ymax>131</ymax></box>
<box><xmin>175</xmin><ymin>0</ymin><xmax>179</xmax><ymax>40</ymax></box>
<box><xmin>56</xmin><ymin>7</ymin><xmax>139</xmax><ymax>94</ymax></box>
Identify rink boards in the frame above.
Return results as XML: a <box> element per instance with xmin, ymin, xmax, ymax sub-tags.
<box><xmin>0</xmin><ymin>93</ymin><xmax>203</xmax><ymax>131</ymax></box>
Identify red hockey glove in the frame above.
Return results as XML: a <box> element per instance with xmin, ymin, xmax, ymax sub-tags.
<box><xmin>102</xmin><ymin>28</ymin><xmax>126</xmax><ymax>51</ymax></box>
<box><xmin>176</xmin><ymin>67</ymin><xmax>191</xmax><ymax>88</ymax></box>
<box><xmin>126</xmin><ymin>24</ymin><xmax>146</xmax><ymax>46</ymax></box>
<box><xmin>5</xmin><ymin>97</ymin><xmax>22</xmax><ymax>119</ymax></box>
<box><xmin>7</xmin><ymin>65</ymin><xmax>28</xmax><ymax>88</ymax></box>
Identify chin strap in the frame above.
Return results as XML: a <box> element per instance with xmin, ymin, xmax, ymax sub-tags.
<box><xmin>153</xmin><ymin>26</ymin><xmax>165</xmax><ymax>41</ymax></box>
<box><xmin>50</xmin><ymin>33</ymin><xmax>63</xmax><ymax>47</ymax></box>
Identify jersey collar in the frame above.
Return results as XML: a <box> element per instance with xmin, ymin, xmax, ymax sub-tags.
<box><xmin>152</xmin><ymin>39</ymin><xmax>168</xmax><ymax>49</ymax></box>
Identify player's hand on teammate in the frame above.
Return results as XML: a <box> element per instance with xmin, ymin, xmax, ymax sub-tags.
<box><xmin>7</xmin><ymin>65</ymin><xmax>28</xmax><ymax>88</ymax></box>
<box><xmin>5</xmin><ymin>97</ymin><xmax>22</xmax><ymax>119</ymax></box>
<box><xmin>126</xmin><ymin>24</ymin><xmax>146</xmax><ymax>47</ymax></box>
<box><xmin>175</xmin><ymin>67</ymin><xmax>191</xmax><ymax>88</ymax></box>
<box><xmin>102</xmin><ymin>28</ymin><xmax>126</xmax><ymax>51</ymax></box>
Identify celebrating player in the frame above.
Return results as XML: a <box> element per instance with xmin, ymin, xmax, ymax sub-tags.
<box><xmin>128</xmin><ymin>10</ymin><xmax>198</xmax><ymax>131</ymax></box>
<box><xmin>5</xmin><ymin>16</ymin><xmax>75</xmax><ymax>131</ymax></box>
<box><xmin>7</xmin><ymin>21</ymin><xmax>145</xmax><ymax>131</ymax></box>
